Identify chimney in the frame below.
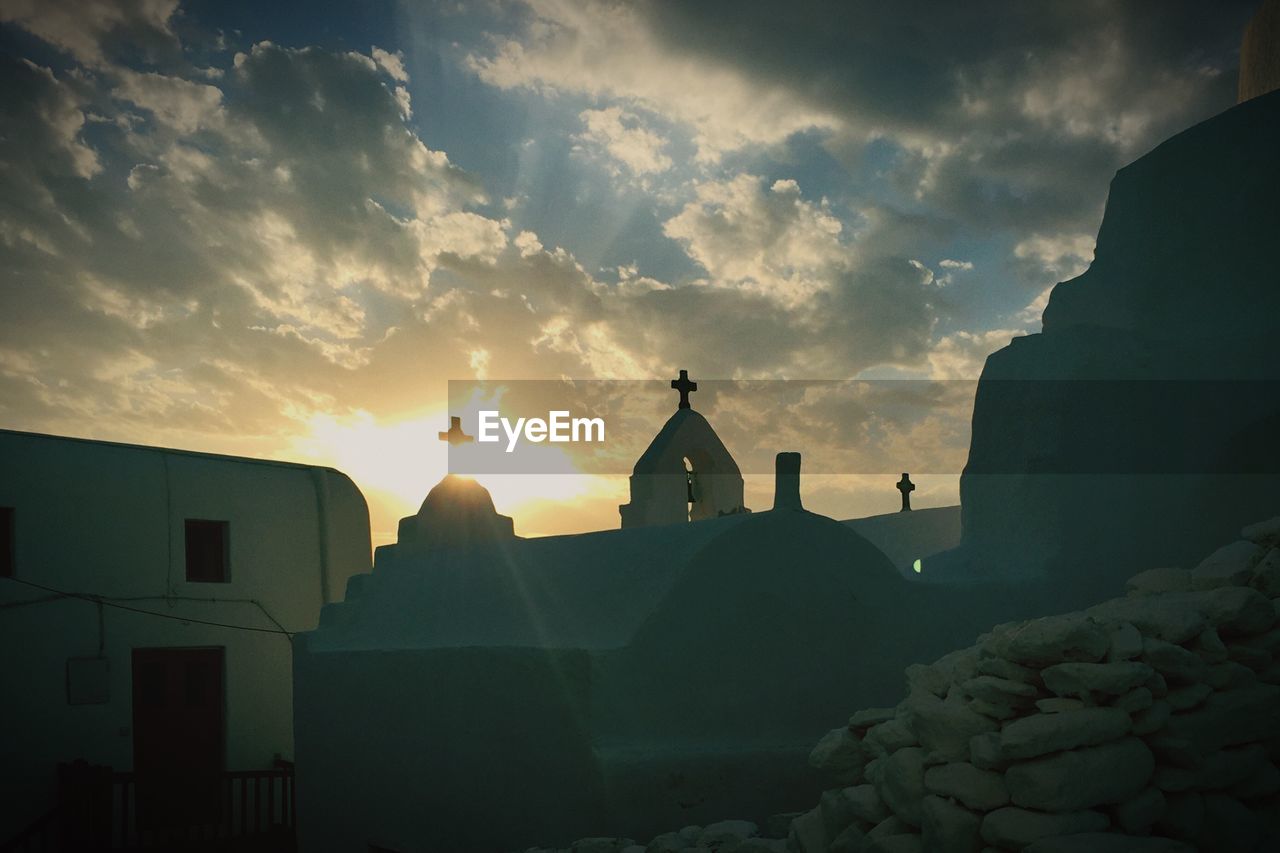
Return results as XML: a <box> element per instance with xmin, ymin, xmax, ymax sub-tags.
<box><xmin>773</xmin><ymin>452</ymin><xmax>802</xmax><ymax>510</ymax></box>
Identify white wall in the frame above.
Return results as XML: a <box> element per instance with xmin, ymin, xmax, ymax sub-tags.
<box><xmin>0</xmin><ymin>429</ymin><xmax>370</xmax><ymax>838</ymax></box>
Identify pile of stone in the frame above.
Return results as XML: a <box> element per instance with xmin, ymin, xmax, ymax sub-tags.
<box><xmin>521</xmin><ymin>819</ymin><xmax>787</xmax><ymax>853</ymax></box>
<box><xmin>795</xmin><ymin>517</ymin><xmax>1280</xmax><ymax>853</ymax></box>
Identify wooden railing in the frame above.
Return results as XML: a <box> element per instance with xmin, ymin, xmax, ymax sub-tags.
<box><xmin>1</xmin><ymin>760</ymin><xmax>296</xmax><ymax>852</ymax></box>
<box><xmin>0</xmin><ymin>811</ymin><xmax>56</xmax><ymax>853</ymax></box>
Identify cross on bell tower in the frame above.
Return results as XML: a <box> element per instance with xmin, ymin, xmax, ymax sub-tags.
<box><xmin>438</xmin><ymin>416</ymin><xmax>473</xmax><ymax>445</ymax></box>
<box><xmin>671</xmin><ymin>369</ymin><xmax>697</xmax><ymax>410</ymax></box>
<box><xmin>896</xmin><ymin>472</ymin><xmax>915</xmax><ymax>512</ymax></box>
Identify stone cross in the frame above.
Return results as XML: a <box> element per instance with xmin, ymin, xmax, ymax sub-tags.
<box><xmin>438</xmin><ymin>416</ymin><xmax>473</xmax><ymax>445</ymax></box>
<box><xmin>671</xmin><ymin>369</ymin><xmax>698</xmax><ymax>409</ymax></box>
<box><xmin>896</xmin><ymin>473</ymin><xmax>915</xmax><ymax>512</ymax></box>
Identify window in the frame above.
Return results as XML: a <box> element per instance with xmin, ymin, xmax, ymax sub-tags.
<box><xmin>0</xmin><ymin>507</ymin><xmax>13</xmax><ymax>578</ymax></box>
<box><xmin>184</xmin><ymin>519</ymin><xmax>229</xmax><ymax>583</ymax></box>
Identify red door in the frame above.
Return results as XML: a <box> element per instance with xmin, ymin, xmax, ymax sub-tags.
<box><xmin>131</xmin><ymin>647</ymin><xmax>225</xmax><ymax>829</ymax></box>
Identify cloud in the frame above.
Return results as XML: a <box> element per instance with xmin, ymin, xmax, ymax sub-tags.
<box><xmin>0</xmin><ymin>0</ymin><xmax>180</xmax><ymax>66</ymax></box>
<box><xmin>0</xmin><ymin>41</ymin><xmax>512</xmax><ymax>445</ymax></box>
<box><xmin>927</xmin><ymin>329</ymin><xmax>1024</xmax><ymax>380</ymax></box>
<box><xmin>371</xmin><ymin>46</ymin><xmax>409</xmax><ymax>83</ymax></box>
<box><xmin>474</xmin><ymin>0</ymin><xmax>1251</xmax><ymax>235</ymax></box>
<box><xmin>662</xmin><ymin>174</ymin><xmax>845</xmax><ymax>305</ymax></box>
<box><xmin>575</xmin><ymin>106</ymin><xmax>672</xmax><ymax>176</ymax></box>
<box><xmin>113</xmin><ymin>69</ymin><xmax>225</xmax><ymax>134</ymax></box>
<box><xmin>1013</xmin><ymin>232</ymin><xmax>1096</xmax><ymax>281</ymax></box>
<box><xmin>1</xmin><ymin>59</ymin><xmax>102</xmax><ymax>179</ymax></box>
<box><xmin>466</xmin><ymin>0</ymin><xmax>840</xmax><ymax>161</ymax></box>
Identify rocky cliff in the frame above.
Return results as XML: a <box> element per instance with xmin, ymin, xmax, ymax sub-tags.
<box><xmin>957</xmin><ymin>89</ymin><xmax>1280</xmax><ymax>587</ymax></box>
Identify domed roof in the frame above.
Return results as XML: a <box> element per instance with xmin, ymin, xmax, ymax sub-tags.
<box><xmin>397</xmin><ymin>474</ymin><xmax>514</xmax><ymax>549</ymax></box>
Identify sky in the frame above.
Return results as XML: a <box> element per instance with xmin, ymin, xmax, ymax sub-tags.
<box><xmin>0</xmin><ymin>0</ymin><xmax>1258</xmax><ymax>544</ymax></box>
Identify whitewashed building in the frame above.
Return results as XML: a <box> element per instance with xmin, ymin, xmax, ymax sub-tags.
<box><xmin>0</xmin><ymin>428</ymin><xmax>370</xmax><ymax>846</ymax></box>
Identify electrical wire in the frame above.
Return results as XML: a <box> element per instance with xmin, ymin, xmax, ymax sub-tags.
<box><xmin>1</xmin><ymin>576</ymin><xmax>295</xmax><ymax>637</ymax></box>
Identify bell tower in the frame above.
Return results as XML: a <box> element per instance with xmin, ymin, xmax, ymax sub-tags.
<box><xmin>618</xmin><ymin>370</ymin><xmax>748</xmax><ymax>528</ymax></box>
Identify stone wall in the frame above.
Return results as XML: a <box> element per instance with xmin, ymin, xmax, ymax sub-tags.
<box><xmin>794</xmin><ymin>516</ymin><xmax>1280</xmax><ymax>853</ymax></box>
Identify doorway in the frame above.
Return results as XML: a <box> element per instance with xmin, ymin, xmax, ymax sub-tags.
<box><xmin>130</xmin><ymin>647</ymin><xmax>225</xmax><ymax>829</ymax></box>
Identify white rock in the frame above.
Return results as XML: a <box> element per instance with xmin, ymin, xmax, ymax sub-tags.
<box><xmin>905</xmin><ymin>664</ymin><xmax>950</xmax><ymax>698</ymax></box>
<box><xmin>1249</xmin><ymin>547</ymin><xmax>1280</xmax><ymax>597</ymax></box>
<box><xmin>1041</xmin><ymin>661</ymin><xmax>1153</xmax><ymax>699</ymax></box>
<box><xmin>1226</xmin><ymin>641</ymin><xmax>1270</xmax><ymax>671</ymax></box>
<box><xmin>734</xmin><ymin>841</ymin><xmax>785</xmax><ymax>853</ymax></box>
<box><xmin>645</xmin><ymin>832</ymin><xmax>686</xmax><ymax>853</ymax></box>
<box><xmin>1250</xmin><ymin>624</ymin><xmax>1280</xmax><ymax>653</ymax></box>
<box><xmin>850</xmin><ymin>707</ymin><xmax>897</xmax><ymax>730</ymax></box>
<box><xmin>1147</xmin><ymin>735</ymin><xmax>1204</xmax><ymax>769</ymax></box>
<box><xmin>980</xmin><ymin>807</ymin><xmax>1109</xmax><ymax>849</ymax></box>
<box><xmin>1155</xmin><ymin>791</ymin><xmax>1203</xmax><ymax>839</ymax></box>
<box><xmin>809</xmin><ymin>726</ymin><xmax>867</xmax><ymax>781</ymax></box>
<box><xmin>1153</xmin><ymin>765</ymin><xmax>1196</xmax><ymax>793</ymax></box>
<box><xmin>1087</xmin><ymin>596</ymin><xmax>1206</xmax><ymax>645</ymax></box>
<box><xmin>1144</xmin><ymin>668</ymin><xmax>1169</xmax><ymax>697</ymax></box>
<box><xmin>1113</xmin><ymin>686</ymin><xmax>1153</xmax><ymax>713</ymax></box>
<box><xmin>969</xmin><ymin>732</ymin><xmax>1005</xmax><ymax>771</ymax></box>
<box><xmin>879</xmin><ymin>747</ymin><xmax>927</xmax><ymax>827</ymax></box>
<box><xmin>1141</xmin><ymin>637</ymin><xmax>1207</xmax><ymax>682</ymax></box>
<box><xmin>865</xmin><ymin>815</ymin><xmax>911</xmax><ymax>839</ymax></box>
<box><xmin>862</xmin><ymin>833</ymin><xmax>922</xmax><ymax>853</ymax></box>
<box><xmin>826</xmin><ymin>822</ymin><xmax>864</xmax><ymax>853</ymax></box>
<box><xmin>976</xmin><ymin>656</ymin><xmax>1038</xmax><ymax>682</ymax></box>
<box><xmin>924</xmin><ymin>762</ymin><xmax>1010</xmax><ymax>811</ymax></box>
<box><xmin>920</xmin><ymin>795</ymin><xmax>980</xmax><ymax>853</ymax></box>
<box><xmin>1204</xmin><ymin>660</ymin><xmax>1256</xmax><ymax>690</ymax></box>
<box><xmin>1127</xmin><ymin>567</ymin><xmax>1196</xmax><ymax>595</ymax></box>
<box><xmin>963</xmin><ymin>675</ymin><xmax>1039</xmax><ymax>703</ymax></box>
<box><xmin>969</xmin><ymin>697</ymin><xmax>1024</xmax><ymax>721</ymax></box>
<box><xmin>1035</xmin><ymin>697</ymin><xmax>1086</xmax><ymax>714</ymax></box>
<box><xmin>1241</xmin><ymin>516</ymin><xmax>1280</xmax><ymax>548</ymax></box>
<box><xmin>1191</xmin><ymin>541</ymin><xmax>1265</xmax><ymax>588</ymax></box>
<box><xmin>1192</xmin><ymin>627</ymin><xmax>1229</xmax><ymax>663</ymax></box>
<box><xmin>999</xmin><ymin>707</ymin><xmax>1131</xmax><ymax>760</ymax></box>
<box><xmin>697</xmin><ymin>820</ymin><xmax>758</xmax><ymax>850</ymax></box>
<box><xmin>865</xmin><ymin>719</ymin><xmax>918</xmax><ymax>758</ymax></box>
<box><xmin>1113</xmin><ymin>786</ymin><xmax>1166</xmax><ymax>833</ymax></box>
<box><xmin>1229</xmin><ymin>758</ymin><xmax>1280</xmax><ymax>799</ymax></box>
<box><xmin>1023</xmin><ymin>833</ymin><xmax>1193</xmax><ymax>853</ymax></box>
<box><xmin>1131</xmin><ymin>699</ymin><xmax>1171</xmax><ymax>735</ymax></box>
<box><xmin>1176</xmin><ymin>587</ymin><xmax>1275</xmax><ymax>636</ymax></box>
<box><xmin>1106</xmin><ymin>622</ymin><xmax>1144</xmax><ymax>661</ymax></box>
<box><xmin>786</xmin><ymin>807</ymin><xmax>825</xmax><ymax>853</ymax></box>
<box><xmin>983</xmin><ymin>614</ymin><xmax>1109</xmax><ymax>666</ymax></box>
<box><xmin>1200</xmin><ymin>793</ymin><xmax>1264</xmax><ymax>853</ymax></box>
<box><xmin>571</xmin><ymin>839</ymin><xmax>627</xmax><ymax>853</ymax></box>
<box><xmin>1163</xmin><ymin>682</ymin><xmax>1211</xmax><ymax>711</ymax></box>
<box><xmin>1190</xmin><ymin>744</ymin><xmax>1267</xmax><ymax>790</ymax></box>
<box><xmin>842</xmin><ymin>784</ymin><xmax>888</xmax><ymax>825</ymax></box>
<box><xmin>901</xmin><ymin>691</ymin><xmax>998</xmax><ymax>762</ymax></box>
<box><xmin>1006</xmin><ymin>737</ymin><xmax>1154</xmax><ymax>812</ymax></box>
<box><xmin>934</xmin><ymin>647</ymin><xmax>981</xmax><ymax>683</ymax></box>
<box><xmin>820</xmin><ymin>788</ymin><xmax>858</xmax><ymax>839</ymax></box>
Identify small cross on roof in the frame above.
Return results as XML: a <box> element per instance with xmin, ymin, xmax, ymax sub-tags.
<box><xmin>671</xmin><ymin>369</ymin><xmax>697</xmax><ymax>410</ymax></box>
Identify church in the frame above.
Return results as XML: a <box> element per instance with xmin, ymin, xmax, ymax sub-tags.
<box><xmin>292</xmin><ymin>377</ymin><xmax>1014</xmax><ymax>853</ymax></box>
